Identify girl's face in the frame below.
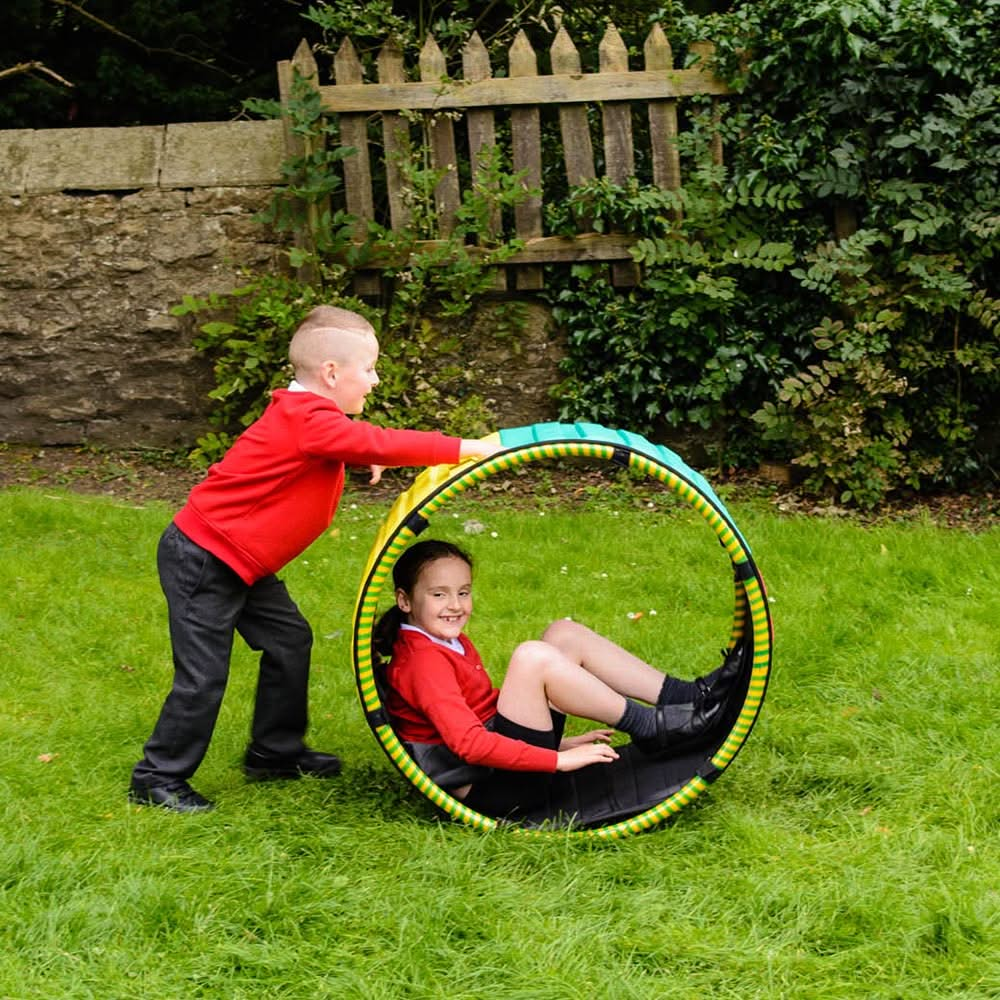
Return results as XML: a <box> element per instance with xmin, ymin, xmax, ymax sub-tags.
<box><xmin>396</xmin><ymin>555</ymin><xmax>473</xmax><ymax>642</ymax></box>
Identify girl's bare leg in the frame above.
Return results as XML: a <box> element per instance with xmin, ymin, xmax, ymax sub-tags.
<box><xmin>540</xmin><ymin>618</ymin><xmax>663</xmax><ymax>703</ymax></box>
<box><xmin>496</xmin><ymin>640</ymin><xmax>628</xmax><ymax>731</ymax></box>
<box><xmin>496</xmin><ymin>629</ymin><xmax>728</xmax><ymax>754</ymax></box>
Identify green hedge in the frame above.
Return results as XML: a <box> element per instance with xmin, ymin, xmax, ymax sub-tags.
<box><xmin>552</xmin><ymin>0</ymin><xmax>999</xmax><ymax>507</ymax></box>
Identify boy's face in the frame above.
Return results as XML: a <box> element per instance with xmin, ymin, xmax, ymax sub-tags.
<box><xmin>327</xmin><ymin>333</ymin><xmax>380</xmax><ymax>414</ymax></box>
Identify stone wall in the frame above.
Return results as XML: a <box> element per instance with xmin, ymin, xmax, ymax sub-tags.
<box><xmin>0</xmin><ymin>120</ymin><xmax>564</xmax><ymax>448</ymax></box>
<box><xmin>0</xmin><ymin>121</ymin><xmax>288</xmax><ymax>447</ymax></box>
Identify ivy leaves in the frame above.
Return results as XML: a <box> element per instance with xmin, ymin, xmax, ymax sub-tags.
<box><xmin>548</xmin><ymin>171</ymin><xmax>802</xmax><ymax>457</ymax></box>
<box><xmin>550</xmin><ymin>1</ymin><xmax>998</xmax><ymax>506</ymax></box>
<box><xmin>718</xmin><ymin>0</ymin><xmax>1000</xmax><ymax>505</ymax></box>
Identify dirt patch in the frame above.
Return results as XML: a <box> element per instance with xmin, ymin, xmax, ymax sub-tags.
<box><xmin>0</xmin><ymin>444</ymin><xmax>202</xmax><ymax>507</ymax></box>
<box><xmin>1</xmin><ymin>442</ymin><xmax>996</xmax><ymax>530</ymax></box>
<box><xmin>0</xmin><ymin>443</ymin><xmax>641</xmax><ymax>510</ymax></box>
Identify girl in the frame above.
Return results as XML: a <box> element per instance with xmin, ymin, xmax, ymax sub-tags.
<box><xmin>374</xmin><ymin>540</ymin><xmax>740</xmax><ymax>819</ymax></box>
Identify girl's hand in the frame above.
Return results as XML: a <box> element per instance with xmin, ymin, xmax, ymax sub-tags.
<box><xmin>555</xmin><ymin>743</ymin><xmax>619</xmax><ymax>772</ymax></box>
<box><xmin>559</xmin><ymin>729</ymin><xmax>614</xmax><ymax>750</ymax></box>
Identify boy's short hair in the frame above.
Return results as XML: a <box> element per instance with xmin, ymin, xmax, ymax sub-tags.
<box><xmin>296</xmin><ymin>306</ymin><xmax>371</xmax><ymax>336</ymax></box>
<box><xmin>289</xmin><ymin>306</ymin><xmax>375</xmax><ymax>376</ymax></box>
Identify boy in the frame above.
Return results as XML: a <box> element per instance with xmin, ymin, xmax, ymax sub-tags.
<box><xmin>130</xmin><ymin>306</ymin><xmax>499</xmax><ymax>813</ymax></box>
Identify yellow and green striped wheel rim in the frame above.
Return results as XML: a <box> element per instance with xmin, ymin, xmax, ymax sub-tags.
<box><xmin>352</xmin><ymin>422</ymin><xmax>773</xmax><ymax>840</ymax></box>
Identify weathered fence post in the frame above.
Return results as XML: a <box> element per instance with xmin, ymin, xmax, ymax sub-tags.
<box><xmin>508</xmin><ymin>30</ymin><xmax>544</xmax><ymax>291</ymax></box>
<box><xmin>463</xmin><ymin>32</ymin><xmax>500</xmax><ymax>238</ymax></box>
<box><xmin>600</xmin><ymin>24</ymin><xmax>641</xmax><ymax>287</ymax></box>
<box><xmin>551</xmin><ymin>27</ymin><xmax>596</xmax><ymax>232</ymax></box>
<box><xmin>334</xmin><ymin>37</ymin><xmax>380</xmax><ymax>296</ymax></box>
<box><xmin>277</xmin><ymin>39</ymin><xmax>324</xmax><ymax>284</ymax></box>
<box><xmin>378</xmin><ymin>37</ymin><xmax>412</xmax><ymax>234</ymax></box>
<box><xmin>419</xmin><ymin>34</ymin><xmax>461</xmax><ymax>239</ymax></box>
<box><xmin>463</xmin><ymin>31</ymin><xmax>506</xmax><ymax>290</ymax></box>
<box><xmin>645</xmin><ymin>25</ymin><xmax>682</xmax><ymax>208</ymax></box>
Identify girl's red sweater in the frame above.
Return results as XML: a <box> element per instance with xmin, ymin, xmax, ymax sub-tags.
<box><xmin>386</xmin><ymin>629</ymin><xmax>559</xmax><ymax>773</ymax></box>
<box><xmin>174</xmin><ymin>388</ymin><xmax>460</xmax><ymax>584</ymax></box>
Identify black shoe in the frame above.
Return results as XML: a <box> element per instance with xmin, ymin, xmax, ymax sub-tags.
<box><xmin>633</xmin><ymin>693</ymin><xmax>723</xmax><ymax>758</ymax></box>
<box><xmin>702</xmin><ymin>639</ymin><xmax>747</xmax><ymax>707</ymax></box>
<box><xmin>658</xmin><ymin>639</ymin><xmax>747</xmax><ymax>708</ymax></box>
<box><xmin>129</xmin><ymin>780</ymin><xmax>215</xmax><ymax>814</ymax></box>
<box><xmin>243</xmin><ymin>747</ymin><xmax>343</xmax><ymax>781</ymax></box>
<box><xmin>698</xmin><ymin>639</ymin><xmax>747</xmax><ymax>704</ymax></box>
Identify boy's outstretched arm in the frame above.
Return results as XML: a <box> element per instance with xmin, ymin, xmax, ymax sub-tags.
<box><xmin>458</xmin><ymin>437</ymin><xmax>502</xmax><ymax>462</ymax></box>
<box><xmin>368</xmin><ymin>437</ymin><xmax>501</xmax><ymax>484</ymax></box>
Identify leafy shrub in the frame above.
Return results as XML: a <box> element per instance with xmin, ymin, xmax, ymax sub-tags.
<box><xmin>546</xmin><ymin>168</ymin><xmax>818</xmax><ymax>468</ymax></box>
<box><xmin>173</xmin><ymin>1</ymin><xmax>1000</xmax><ymax>506</ymax></box>
<box><xmin>714</xmin><ymin>0</ymin><xmax>1000</xmax><ymax>505</ymax></box>
<box><xmin>550</xmin><ymin>0</ymin><xmax>1000</xmax><ymax>505</ymax></box>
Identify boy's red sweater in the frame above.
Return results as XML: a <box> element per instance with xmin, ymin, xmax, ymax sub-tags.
<box><xmin>386</xmin><ymin>629</ymin><xmax>559</xmax><ymax>773</ymax></box>
<box><xmin>174</xmin><ymin>388</ymin><xmax>460</xmax><ymax>584</ymax></box>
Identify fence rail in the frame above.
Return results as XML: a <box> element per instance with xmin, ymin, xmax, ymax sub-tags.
<box><xmin>277</xmin><ymin>25</ymin><xmax>732</xmax><ymax>292</ymax></box>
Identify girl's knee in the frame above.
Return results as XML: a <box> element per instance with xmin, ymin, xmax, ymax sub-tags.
<box><xmin>507</xmin><ymin>640</ymin><xmax>550</xmax><ymax>678</ymax></box>
<box><xmin>501</xmin><ymin>641</ymin><xmax>554</xmax><ymax>706</ymax></box>
<box><xmin>541</xmin><ymin>617</ymin><xmax>587</xmax><ymax>650</ymax></box>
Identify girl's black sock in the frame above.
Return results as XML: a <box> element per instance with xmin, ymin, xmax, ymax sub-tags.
<box><xmin>615</xmin><ymin>698</ymin><xmax>657</xmax><ymax>741</ymax></box>
<box><xmin>658</xmin><ymin>662</ymin><xmax>732</xmax><ymax>706</ymax></box>
<box><xmin>657</xmin><ymin>675</ymin><xmax>698</xmax><ymax>706</ymax></box>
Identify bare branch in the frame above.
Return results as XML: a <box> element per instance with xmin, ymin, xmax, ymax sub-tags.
<box><xmin>50</xmin><ymin>0</ymin><xmax>239</xmax><ymax>82</ymax></box>
<box><xmin>0</xmin><ymin>60</ymin><xmax>75</xmax><ymax>88</ymax></box>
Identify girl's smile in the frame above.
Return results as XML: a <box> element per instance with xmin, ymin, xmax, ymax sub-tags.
<box><xmin>396</xmin><ymin>555</ymin><xmax>473</xmax><ymax>642</ymax></box>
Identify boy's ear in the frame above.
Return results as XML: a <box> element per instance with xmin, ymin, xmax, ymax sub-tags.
<box><xmin>395</xmin><ymin>589</ymin><xmax>411</xmax><ymax>613</ymax></box>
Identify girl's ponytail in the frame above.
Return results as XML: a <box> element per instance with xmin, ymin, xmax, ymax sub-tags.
<box><xmin>372</xmin><ymin>605</ymin><xmax>405</xmax><ymax>670</ymax></box>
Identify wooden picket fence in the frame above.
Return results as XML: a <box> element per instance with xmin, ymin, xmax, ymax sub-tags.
<box><xmin>277</xmin><ymin>25</ymin><xmax>731</xmax><ymax>293</ymax></box>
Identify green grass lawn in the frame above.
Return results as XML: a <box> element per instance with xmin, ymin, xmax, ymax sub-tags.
<box><xmin>1</xmin><ymin>482</ymin><xmax>997</xmax><ymax>999</ymax></box>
